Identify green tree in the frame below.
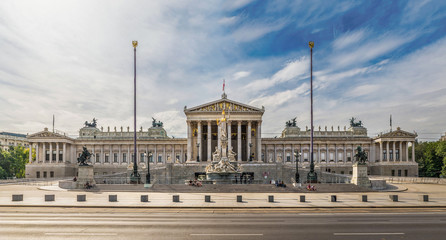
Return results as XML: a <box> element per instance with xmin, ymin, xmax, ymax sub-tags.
<box><xmin>0</xmin><ymin>146</ymin><xmax>29</xmax><ymax>179</ymax></box>
<box><xmin>415</xmin><ymin>141</ymin><xmax>446</xmax><ymax>178</ymax></box>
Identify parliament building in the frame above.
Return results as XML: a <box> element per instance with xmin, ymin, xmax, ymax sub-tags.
<box><xmin>25</xmin><ymin>93</ymin><xmax>418</xmax><ymax>182</ymax></box>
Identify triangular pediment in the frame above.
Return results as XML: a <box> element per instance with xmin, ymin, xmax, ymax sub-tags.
<box><xmin>185</xmin><ymin>97</ymin><xmax>264</xmax><ymax>113</ymax></box>
<box><xmin>28</xmin><ymin>130</ymin><xmax>72</xmax><ymax>140</ymax></box>
<box><xmin>379</xmin><ymin>128</ymin><xmax>417</xmax><ymax>138</ymax></box>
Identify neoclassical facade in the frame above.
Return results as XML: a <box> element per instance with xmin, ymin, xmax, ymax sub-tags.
<box><xmin>25</xmin><ymin>94</ymin><xmax>418</xmax><ymax>181</ymax></box>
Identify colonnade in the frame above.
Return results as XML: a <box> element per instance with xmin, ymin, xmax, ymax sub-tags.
<box><xmin>378</xmin><ymin>140</ymin><xmax>415</xmax><ymax>162</ymax></box>
<box><xmin>186</xmin><ymin>120</ymin><xmax>262</xmax><ymax>162</ymax></box>
<box><xmin>28</xmin><ymin>142</ymin><xmax>68</xmax><ymax>163</ymax></box>
<box><xmin>263</xmin><ymin>143</ymin><xmax>369</xmax><ymax>163</ymax></box>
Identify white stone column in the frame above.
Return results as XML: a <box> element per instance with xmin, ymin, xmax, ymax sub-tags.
<box><xmin>28</xmin><ymin>144</ymin><xmax>32</xmax><ymax>163</ymax></box>
<box><xmin>247</xmin><ymin>121</ymin><xmax>251</xmax><ymax>161</ymax></box>
<box><xmin>127</xmin><ymin>144</ymin><xmax>130</xmax><ymax>165</ymax></box>
<box><xmin>227</xmin><ymin>120</ymin><xmax>232</xmax><ymax>152</ymax></box>
<box><xmin>386</xmin><ymin>141</ymin><xmax>389</xmax><ymax>161</ymax></box>
<box><xmin>237</xmin><ymin>121</ymin><xmax>242</xmax><ymax>161</ymax></box>
<box><xmin>154</xmin><ymin>145</ymin><xmax>157</xmax><ymax>164</ymax></box>
<box><xmin>56</xmin><ymin>143</ymin><xmax>59</xmax><ymax>162</ymax></box>
<box><xmin>181</xmin><ymin>144</ymin><xmax>184</xmax><ymax>163</ymax></box>
<box><xmin>291</xmin><ymin>144</ymin><xmax>294</xmax><ymax>163</ymax></box>
<box><xmin>207</xmin><ymin>121</ymin><xmax>212</xmax><ymax>161</ymax></box>
<box><xmin>171</xmin><ymin>144</ymin><xmax>175</xmax><ymax>163</ymax></box>
<box><xmin>109</xmin><ymin>145</ymin><xmax>112</xmax><ymax>164</ymax></box>
<box><xmin>318</xmin><ymin>144</ymin><xmax>321</xmax><ymax>163</ymax></box>
<box><xmin>49</xmin><ymin>143</ymin><xmax>53</xmax><ymax>162</ymax></box>
<box><xmin>197</xmin><ymin>121</ymin><xmax>202</xmax><ymax>162</ymax></box>
<box><xmin>186</xmin><ymin>121</ymin><xmax>192</xmax><ymax>162</ymax></box>
<box><xmin>399</xmin><ymin>141</ymin><xmax>402</xmax><ymax>161</ymax></box>
<box><xmin>217</xmin><ymin>123</ymin><xmax>221</xmax><ymax>151</ymax></box>
<box><xmin>412</xmin><ymin>141</ymin><xmax>415</xmax><ymax>161</ymax></box>
<box><xmin>101</xmin><ymin>145</ymin><xmax>104</xmax><ymax>164</ymax></box>
<box><xmin>274</xmin><ymin>144</ymin><xmax>277</xmax><ymax>162</ymax></box>
<box><xmin>257</xmin><ymin>121</ymin><xmax>262</xmax><ymax>162</ymax></box>
<box><xmin>35</xmin><ymin>143</ymin><xmax>39</xmax><ymax>163</ymax></box>
<box><xmin>283</xmin><ymin>144</ymin><xmax>286</xmax><ymax>163</ymax></box>
<box><xmin>326</xmin><ymin>144</ymin><xmax>329</xmax><ymax>162</ymax></box>
<box><xmin>343</xmin><ymin>144</ymin><xmax>346</xmax><ymax>162</ymax></box>
<box><xmin>335</xmin><ymin>144</ymin><xmax>338</xmax><ymax>163</ymax></box>
<box><xmin>405</xmin><ymin>141</ymin><xmax>409</xmax><ymax>161</ymax></box>
<box><xmin>119</xmin><ymin>145</ymin><xmax>122</xmax><ymax>164</ymax></box>
<box><xmin>379</xmin><ymin>141</ymin><xmax>383</xmax><ymax>162</ymax></box>
<box><xmin>163</xmin><ymin>144</ymin><xmax>166</xmax><ymax>164</ymax></box>
<box><xmin>63</xmin><ymin>143</ymin><xmax>66</xmax><ymax>162</ymax></box>
<box><xmin>392</xmin><ymin>141</ymin><xmax>396</xmax><ymax>162</ymax></box>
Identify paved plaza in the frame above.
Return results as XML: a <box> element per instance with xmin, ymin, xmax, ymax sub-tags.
<box><xmin>0</xmin><ymin>182</ymin><xmax>444</xmax><ymax>209</ymax></box>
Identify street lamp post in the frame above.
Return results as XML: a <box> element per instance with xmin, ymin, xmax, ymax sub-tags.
<box><xmin>146</xmin><ymin>151</ymin><xmax>152</xmax><ymax>184</ymax></box>
<box><xmin>130</xmin><ymin>40</ymin><xmax>141</xmax><ymax>184</ymax></box>
<box><xmin>307</xmin><ymin>41</ymin><xmax>318</xmax><ymax>183</ymax></box>
<box><xmin>196</xmin><ymin>143</ymin><xmax>200</xmax><ymax>162</ymax></box>
<box><xmin>294</xmin><ymin>150</ymin><xmax>301</xmax><ymax>183</ymax></box>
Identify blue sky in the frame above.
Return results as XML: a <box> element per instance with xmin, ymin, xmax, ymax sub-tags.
<box><xmin>1</xmin><ymin>0</ymin><xmax>446</xmax><ymax>141</ymax></box>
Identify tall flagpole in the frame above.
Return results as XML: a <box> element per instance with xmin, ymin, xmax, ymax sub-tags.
<box><xmin>307</xmin><ymin>41</ymin><xmax>317</xmax><ymax>183</ymax></box>
<box><xmin>130</xmin><ymin>40</ymin><xmax>141</xmax><ymax>184</ymax></box>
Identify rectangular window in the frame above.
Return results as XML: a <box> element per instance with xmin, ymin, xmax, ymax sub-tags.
<box><xmin>114</xmin><ymin>153</ymin><xmax>118</xmax><ymax>163</ymax></box>
<box><xmin>303</xmin><ymin>153</ymin><xmax>308</xmax><ymax>162</ymax></box>
<box><xmin>132</xmin><ymin>153</ymin><xmax>135</xmax><ymax>162</ymax></box>
<box><xmin>329</xmin><ymin>153</ymin><xmax>334</xmax><ymax>162</ymax></box>
<box><xmin>105</xmin><ymin>154</ymin><xmax>109</xmax><ymax>163</ymax></box>
<box><xmin>36</xmin><ymin>171</ymin><xmax>40</xmax><ymax>178</ymax></box>
<box><xmin>347</xmin><ymin>152</ymin><xmax>351</xmax><ymax>161</ymax></box>
<box><xmin>396</xmin><ymin>149</ymin><xmax>400</xmax><ymax>160</ymax></box>
<box><xmin>338</xmin><ymin>153</ymin><xmax>343</xmax><ymax>161</ymax></box>
<box><xmin>158</xmin><ymin>154</ymin><xmax>162</xmax><ymax>163</ymax></box>
<box><xmin>404</xmin><ymin>169</ymin><xmax>408</xmax><ymax>176</ymax></box>
<box><xmin>149</xmin><ymin>154</ymin><xmax>154</xmax><ymax>163</ymax></box>
<box><xmin>59</xmin><ymin>151</ymin><xmax>63</xmax><ymax>162</ymax></box>
<box><xmin>52</xmin><ymin>151</ymin><xmax>56</xmax><ymax>161</ymax></box>
<box><xmin>383</xmin><ymin>150</ymin><xmax>387</xmax><ymax>160</ymax></box>
<box><xmin>50</xmin><ymin>171</ymin><xmax>54</xmax><ymax>178</ymax></box>
<box><xmin>389</xmin><ymin>150</ymin><xmax>393</xmax><ymax>160</ymax></box>
<box><xmin>123</xmin><ymin>153</ymin><xmax>127</xmax><ymax>162</ymax></box>
<box><xmin>45</xmin><ymin>150</ymin><xmax>50</xmax><ymax>161</ymax></box>
<box><xmin>96</xmin><ymin>154</ymin><xmax>100</xmax><ymax>163</ymax></box>
<box><xmin>321</xmin><ymin>152</ymin><xmax>325</xmax><ymax>161</ymax></box>
<box><xmin>140</xmin><ymin>153</ymin><xmax>145</xmax><ymax>163</ymax></box>
<box><xmin>176</xmin><ymin>154</ymin><xmax>180</xmax><ymax>162</ymax></box>
<box><xmin>43</xmin><ymin>171</ymin><xmax>47</xmax><ymax>178</ymax></box>
<box><xmin>391</xmin><ymin>170</ymin><xmax>395</xmax><ymax>176</ymax></box>
<box><xmin>286</xmin><ymin>153</ymin><xmax>291</xmax><ymax>162</ymax></box>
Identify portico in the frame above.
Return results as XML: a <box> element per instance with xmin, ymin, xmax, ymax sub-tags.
<box><xmin>184</xmin><ymin>94</ymin><xmax>264</xmax><ymax>163</ymax></box>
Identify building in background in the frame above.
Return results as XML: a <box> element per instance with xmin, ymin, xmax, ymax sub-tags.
<box><xmin>25</xmin><ymin>94</ymin><xmax>419</xmax><ymax>181</ymax></box>
<box><xmin>0</xmin><ymin>132</ymin><xmax>29</xmax><ymax>151</ymax></box>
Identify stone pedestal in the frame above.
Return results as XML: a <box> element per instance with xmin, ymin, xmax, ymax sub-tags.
<box><xmin>351</xmin><ymin>163</ymin><xmax>371</xmax><ymax>188</ymax></box>
<box><xmin>76</xmin><ymin>165</ymin><xmax>95</xmax><ymax>189</ymax></box>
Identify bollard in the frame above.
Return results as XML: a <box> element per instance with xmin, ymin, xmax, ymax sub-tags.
<box><xmin>389</xmin><ymin>195</ymin><xmax>398</xmax><ymax>202</ymax></box>
<box><xmin>109</xmin><ymin>195</ymin><xmax>118</xmax><ymax>202</ymax></box>
<box><xmin>300</xmin><ymin>195</ymin><xmax>306</xmax><ymax>202</ymax></box>
<box><xmin>237</xmin><ymin>195</ymin><xmax>242</xmax><ymax>202</ymax></box>
<box><xmin>268</xmin><ymin>195</ymin><xmax>274</xmax><ymax>203</ymax></box>
<box><xmin>330</xmin><ymin>195</ymin><xmax>337</xmax><ymax>202</ymax></box>
<box><xmin>45</xmin><ymin>194</ymin><xmax>55</xmax><ymax>202</ymax></box>
<box><xmin>77</xmin><ymin>195</ymin><xmax>86</xmax><ymax>202</ymax></box>
<box><xmin>205</xmin><ymin>195</ymin><xmax>211</xmax><ymax>202</ymax></box>
<box><xmin>173</xmin><ymin>195</ymin><xmax>180</xmax><ymax>202</ymax></box>
<box><xmin>12</xmin><ymin>194</ymin><xmax>23</xmax><ymax>202</ymax></box>
<box><xmin>360</xmin><ymin>195</ymin><xmax>367</xmax><ymax>202</ymax></box>
<box><xmin>141</xmin><ymin>195</ymin><xmax>149</xmax><ymax>202</ymax></box>
<box><xmin>419</xmin><ymin>195</ymin><xmax>429</xmax><ymax>202</ymax></box>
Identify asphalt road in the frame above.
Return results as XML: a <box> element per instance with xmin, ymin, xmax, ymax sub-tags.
<box><xmin>1</xmin><ymin>207</ymin><xmax>445</xmax><ymax>240</ymax></box>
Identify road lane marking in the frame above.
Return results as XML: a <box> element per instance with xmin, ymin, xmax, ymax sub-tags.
<box><xmin>191</xmin><ymin>234</ymin><xmax>263</xmax><ymax>236</ymax></box>
<box><xmin>334</xmin><ymin>233</ymin><xmax>404</xmax><ymax>236</ymax></box>
<box><xmin>45</xmin><ymin>233</ymin><xmax>117</xmax><ymax>236</ymax></box>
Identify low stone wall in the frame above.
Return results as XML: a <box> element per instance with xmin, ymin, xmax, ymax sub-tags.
<box><xmin>59</xmin><ymin>180</ymin><xmax>76</xmax><ymax>189</ymax></box>
<box><xmin>372</xmin><ymin>176</ymin><xmax>446</xmax><ymax>184</ymax></box>
<box><xmin>371</xmin><ymin>180</ymin><xmax>387</xmax><ymax>190</ymax></box>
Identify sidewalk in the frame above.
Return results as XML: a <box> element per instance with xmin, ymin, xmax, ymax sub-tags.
<box><xmin>0</xmin><ymin>183</ymin><xmax>443</xmax><ymax>208</ymax></box>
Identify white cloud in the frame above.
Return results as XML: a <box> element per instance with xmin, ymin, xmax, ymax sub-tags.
<box><xmin>333</xmin><ymin>29</ymin><xmax>368</xmax><ymax>50</ymax></box>
<box><xmin>231</xmin><ymin>21</ymin><xmax>287</xmax><ymax>42</ymax></box>
<box><xmin>233</xmin><ymin>71</ymin><xmax>251</xmax><ymax>80</ymax></box>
